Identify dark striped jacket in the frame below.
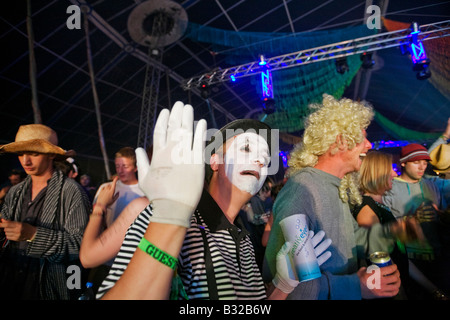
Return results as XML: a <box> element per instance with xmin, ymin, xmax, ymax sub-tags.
<box><xmin>0</xmin><ymin>169</ymin><xmax>90</xmax><ymax>299</ymax></box>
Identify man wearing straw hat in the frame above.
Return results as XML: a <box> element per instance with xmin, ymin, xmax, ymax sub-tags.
<box><xmin>429</xmin><ymin>143</ymin><xmax>450</xmax><ymax>208</ymax></box>
<box><xmin>0</xmin><ymin>124</ymin><xmax>91</xmax><ymax>300</ymax></box>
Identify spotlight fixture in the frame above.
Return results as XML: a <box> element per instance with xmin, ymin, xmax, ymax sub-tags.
<box><xmin>416</xmin><ymin>65</ymin><xmax>431</xmax><ymax>80</ymax></box>
<box><xmin>259</xmin><ymin>55</ymin><xmax>267</xmax><ymax>66</ymax></box>
<box><xmin>200</xmin><ymin>82</ymin><xmax>210</xmax><ymax>99</ymax></box>
<box><xmin>408</xmin><ymin>22</ymin><xmax>431</xmax><ymax>80</ymax></box>
<box><xmin>335</xmin><ymin>57</ymin><xmax>349</xmax><ymax>74</ymax></box>
<box><xmin>360</xmin><ymin>52</ymin><xmax>375</xmax><ymax>69</ymax></box>
<box><xmin>262</xmin><ymin>97</ymin><xmax>276</xmax><ymax>114</ymax></box>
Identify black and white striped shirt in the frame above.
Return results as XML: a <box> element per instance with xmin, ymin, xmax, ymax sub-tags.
<box><xmin>97</xmin><ymin>190</ymin><xmax>267</xmax><ymax>300</ymax></box>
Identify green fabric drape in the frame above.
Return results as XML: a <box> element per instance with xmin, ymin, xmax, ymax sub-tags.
<box><xmin>374</xmin><ymin>111</ymin><xmax>441</xmax><ymax>141</ymax></box>
<box><xmin>185</xmin><ymin>22</ymin><xmax>375</xmax><ymax>63</ymax></box>
<box><xmin>185</xmin><ymin>22</ymin><xmax>376</xmax><ymax>132</ymax></box>
<box><xmin>253</xmin><ymin>54</ymin><xmax>362</xmax><ymax>131</ymax></box>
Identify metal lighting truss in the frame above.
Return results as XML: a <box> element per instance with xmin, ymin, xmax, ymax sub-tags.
<box><xmin>137</xmin><ymin>48</ymin><xmax>163</xmax><ymax>149</ymax></box>
<box><xmin>181</xmin><ymin>20</ymin><xmax>450</xmax><ymax>90</ymax></box>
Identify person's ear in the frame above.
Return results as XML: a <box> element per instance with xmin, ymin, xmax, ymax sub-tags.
<box><xmin>210</xmin><ymin>154</ymin><xmax>220</xmax><ymax>172</ymax></box>
<box><xmin>335</xmin><ymin>134</ymin><xmax>348</xmax><ymax>151</ymax></box>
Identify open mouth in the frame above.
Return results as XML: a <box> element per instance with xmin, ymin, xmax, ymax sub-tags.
<box><xmin>359</xmin><ymin>153</ymin><xmax>367</xmax><ymax>160</ymax></box>
<box><xmin>240</xmin><ymin>170</ymin><xmax>260</xmax><ymax>180</ymax></box>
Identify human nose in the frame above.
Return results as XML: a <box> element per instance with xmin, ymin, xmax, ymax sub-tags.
<box><xmin>20</xmin><ymin>154</ymin><xmax>31</xmax><ymax>164</ymax></box>
<box><xmin>252</xmin><ymin>153</ymin><xmax>269</xmax><ymax>167</ymax></box>
<box><xmin>391</xmin><ymin>168</ymin><xmax>398</xmax><ymax>177</ymax></box>
<box><xmin>365</xmin><ymin>138</ymin><xmax>372</xmax><ymax>150</ymax></box>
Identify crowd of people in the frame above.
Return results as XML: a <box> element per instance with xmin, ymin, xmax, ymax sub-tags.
<box><xmin>0</xmin><ymin>96</ymin><xmax>449</xmax><ymax>301</ymax></box>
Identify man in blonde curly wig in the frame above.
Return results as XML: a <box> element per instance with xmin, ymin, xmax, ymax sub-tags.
<box><xmin>263</xmin><ymin>94</ymin><xmax>420</xmax><ymax>300</ymax></box>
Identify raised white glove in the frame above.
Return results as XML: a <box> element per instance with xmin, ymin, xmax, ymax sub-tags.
<box><xmin>272</xmin><ymin>230</ymin><xmax>332</xmax><ymax>294</ymax></box>
<box><xmin>136</xmin><ymin>101</ymin><xmax>207</xmax><ymax>228</ymax></box>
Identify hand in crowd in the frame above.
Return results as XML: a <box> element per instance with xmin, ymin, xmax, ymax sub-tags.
<box><xmin>312</xmin><ymin>230</ymin><xmax>332</xmax><ymax>266</ymax></box>
<box><xmin>273</xmin><ymin>230</ymin><xmax>332</xmax><ymax>294</ymax></box>
<box><xmin>0</xmin><ymin>219</ymin><xmax>37</xmax><ymax>242</ymax></box>
<box><xmin>415</xmin><ymin>202</ymin><xmax>439</xmax><ymax>223</ymax></box>
<box><xmin>135</xmin><ymin>101</ymin><xmax>207</xmax><ymax>228</ymax></box>
<box><xmin>358</xmin><ymin>264</ymin><xmax>401</xmax><ymax>299</ymax></box>
<box><xmin>390</xmin><ymin>214</ymin><xmax>425</xmax><ymax>244</ymax></box>
<box><xmin>101</xmin><ymin>102</ymin><xmax>207</xmax><ymax>300</ymax></box>
<box><xmin>95</xmin><ymin>175</ymin><xmax>120</xmax><ymax>210</ymax></box>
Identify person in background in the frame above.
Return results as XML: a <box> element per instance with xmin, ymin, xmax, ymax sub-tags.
<box><xmin>96</xmin><ymin>102</ymin><xmax>332</xmax><ymax>300</ymax></box>
<box><xmin>427</xmin><ymin>117</ymin><xmax>449</xmax><ymax>154</ymax></box>
<box><xmin>261</xmin><ymin>181</ymin><xmax>285</xmax><ymax>248</ymax></box>
<box><xmin>79</xmin><ymin>174</ymin><xmax>97</xmax><ymax>205</ymax></box>
<box><xmin>427</xmin><ymin>118</ymin><xmax>450</xmax><ymax>207</ymax></box>
<box><xmin>263</xmin><ymin>94</ymin><xmax>422</xmax><ymax>300</ymax></box>
<box><xmin>353</xmin><ymin>151</ymin><xmax>447</xmax><ymax>300</ymax></box>
<box><xmin>94</xmin><ymin>147</ymin><xmax>144</xmax><ymax>228</ymax></box>
<box><xmin>83</xmin><ymin>146</ymin><xmax>145</xmax><ymax>294</ymax></box>
<box><xmin>241</xmin><ymin>177</ymin><xmax>274</xmax><ymax>271</ymax></box>
<box><xmin>54</xmin><ymin>157</ymin><xmax>80</xmax><ymax>181</ymax></box>
<box><xmin>0</xmin><ymin>169</ymin><xmax>26</xmax><ymax>208</ymax></box>
<box><xmin>383</xmin><ymin>142</ymin><xmax>449</xmax><ymax>297</ymax></box>
<box><xmin>0</xmin><ymin>124</ymin><xmax>90</xmax><ymax>299</ymax></box>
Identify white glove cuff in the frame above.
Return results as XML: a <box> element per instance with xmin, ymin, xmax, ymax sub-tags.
<box><xmin>149</xmin><ymin>199</ymin><xmax>195</xmax><ymax>228</ymax></box>
<box><xmin>272</xmin><ymin>274</ymin><xmax>295</xmax><ymax>294</ymax></box>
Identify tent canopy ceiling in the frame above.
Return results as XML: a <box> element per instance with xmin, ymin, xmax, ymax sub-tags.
<box><xmin>1</xmin><ymin>0</ymin><xmax>449</xmax><ymax>182</ymax></box>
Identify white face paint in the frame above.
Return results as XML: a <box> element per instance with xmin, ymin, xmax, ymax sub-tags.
<box><xmin>223</xmin><ymin>132</ymin><xmax>270</xmax><ymax>195</ymax></box>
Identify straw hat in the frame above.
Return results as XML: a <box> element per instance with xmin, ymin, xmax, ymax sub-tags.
<box><xmin>430</xmin><ymin>144</ymin><xmax>450</xmax><ymax>173</ymax></box>
<box><xmin>0</xmin><ymin>124</ymin><xmax>75</xmax><ymax>157</ymax></box>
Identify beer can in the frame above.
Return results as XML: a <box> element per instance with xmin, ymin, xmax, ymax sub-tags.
<box><xmin>369</xmin><ymin>251</ymin><xmax>392</xmax><ymax>268</ymax></box>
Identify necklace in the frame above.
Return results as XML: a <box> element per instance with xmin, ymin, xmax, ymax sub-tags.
<box><xmin>374</xmin><ymin>200</ymin><xmax>391</xmax><ymax>212</ymax></box>
<box><xmin>364</xmin><ymin>194</ymin><xmax>392</xmax><ymax>212</ymax></box>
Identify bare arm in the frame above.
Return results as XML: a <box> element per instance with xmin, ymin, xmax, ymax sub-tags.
<box><xmin>102</xmin><ymin>221</ymin><xmax>187</xmax><ymax>300</ymax></box>
<box><xmin>356</xmin><ymin>205</ymin><xmax>380</xmax><ymax>227</ymax></box>
<box><xmin>80</xmin><ymin>176</ymin><xmax>149</xmax><ymax>268</ymax></box>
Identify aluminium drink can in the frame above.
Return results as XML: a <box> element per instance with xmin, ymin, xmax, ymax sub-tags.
<box><xmin>369</xmin><ymin>251</ymin><xmax>392</xmax><ymax>268</ymax></box>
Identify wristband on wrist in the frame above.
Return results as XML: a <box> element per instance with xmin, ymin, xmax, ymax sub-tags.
<box><xmin>138</xmin><ymin>237</ymin><xmax>178</xmax><ymax>270</ymax></box>
<box><xmin>441</xmin><ymin>134</ymin><xmax>449</xmax><ymax>141</ymax></box>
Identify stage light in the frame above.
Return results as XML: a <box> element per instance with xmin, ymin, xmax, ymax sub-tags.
<box><xmin>230</xmin><ymin>75</ymin><xmax>236</xmax><ymax>82</ymax></box>
<box><xmin>335</xmin><ymin>57</ymin><xmax>349</xmax><ymax>74</ymax></box>
<box><xmin>200</xmin><ymin>82</ymin><xmax>210</xmax><ymax>99</ymax></box>
<box><xmin>259</xmin><ymin>55</ymin><xmax>267</xmax><ymax>66</ymax></box>
<box><xmin>259</xmin><ymin>60</ymin><xmax>275</xmax><ymax>114</ymax></box>
<box><xmin>262</xmin><ymin>97</ymin><xmax>276</xmax><ymax>114</ymax></box>
<box><xmin>360</xmin><ymin>52</ymin><xmax>375</xmax><ymax>69</ymax></box>
<box><xmin>416</xmin><ymin>65</ymin><xmax>431</xmax><ymax>80</ymax></box>
<box><xmin>261</xmin><ymin>69</ymin><xmax>273</xmax><ymax>100</ymax></box>
<box><xmin>408</xmin><ymin>22</ymin><xmax>431</xmax><ymax>80</ymax></box>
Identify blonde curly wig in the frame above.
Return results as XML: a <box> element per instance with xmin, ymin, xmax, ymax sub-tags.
<box><xmin>288</xmin><ymin>94</ymin><xmax>374</xmax><ymax>205</ymax></box>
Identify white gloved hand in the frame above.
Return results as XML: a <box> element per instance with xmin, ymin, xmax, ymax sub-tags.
<box><xmin>272</xmin><ymin>242</ymin><xmax>298</xmax><ymax>294</ymax></box>
<box><xmin>136</xmin><ymin>102</ymin><xmax>207</xmax><ymax>228</ymax></box>
<box><xmin>310</xmin><ymin>230</ymin><xmax>332</xmax><ymax>266</ymax></box>
<box><xmin>272</xmin><ymin>230</ymin><xmax>332</xmax><ymax>294</ymax></box>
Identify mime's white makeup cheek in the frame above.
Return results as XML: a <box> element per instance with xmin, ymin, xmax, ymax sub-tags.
<box><xmin>223</xmin><ymin>133</ymin><xmax>269</xmax><ymax>195</ymax></box>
